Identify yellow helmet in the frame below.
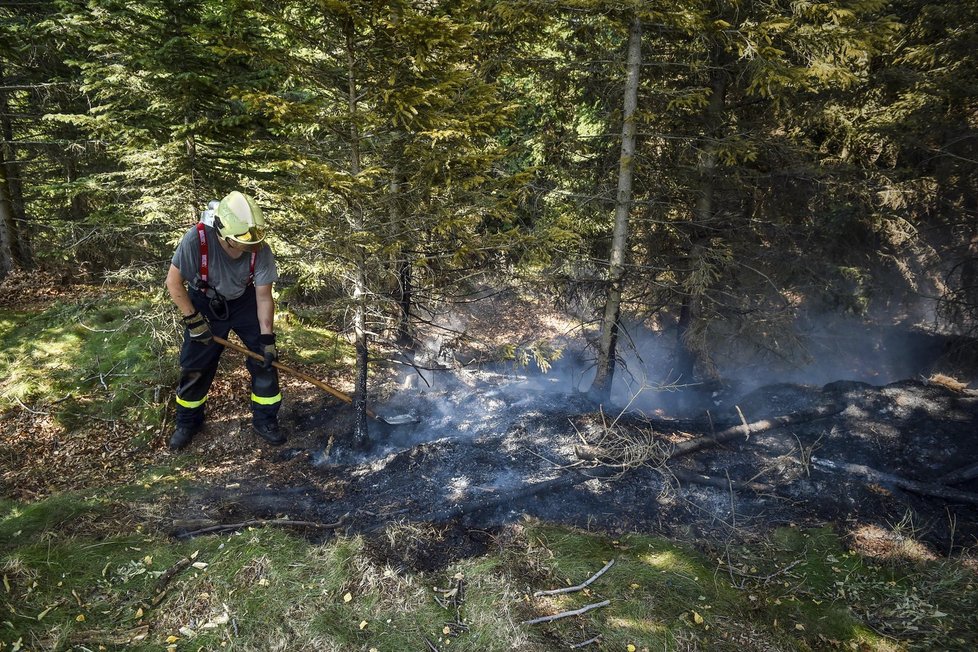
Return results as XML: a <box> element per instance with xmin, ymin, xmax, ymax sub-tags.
<box><xmin>216</xmin><ymin>191</ymin><xmax>267</xmax><ymax>245</ymax></box>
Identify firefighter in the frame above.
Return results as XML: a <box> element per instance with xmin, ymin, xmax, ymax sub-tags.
<box><xmin>165</xmin><ymin>191</ymin><xmax>284</xmax><ymax>450</ymax></box>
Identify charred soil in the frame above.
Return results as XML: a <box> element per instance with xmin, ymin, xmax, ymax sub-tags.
<box><xmin>166</xmin><ymin>368</ymin><xmax>978</xmax><ymax>570</ymax></box>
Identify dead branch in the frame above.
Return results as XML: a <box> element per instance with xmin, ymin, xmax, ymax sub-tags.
<box><xmin>175</xmin><ymin>516</ymin><xmax>346</xmax><ymax>539</ymax></box>
<box><xmin>722</xmin><ymin>558</ymin><xmax>803</xmax><ymax>590</ymax></box>
<box><xmin>670</xmin><ymin>403</ymin><xmax>845</xmax><ymax>456</ymax></box>
<box><xmin>570</xmin><ymin>635</ymin><xmax>602</xmax><ymax>648</ymax></box>
<box><xmin>406</xmin><ymin>467</ymin><xmax>620</xmax><ymax>527</ymax></box>
<box><xmin>151</xmin><ymin>556</ymin><xmax>192</xmax><ymax>606</ymax></box>
<box><xmin>69</xmin><ymin>625</ymin><xmax>149</xmax><ymax>646</ymax></box>
<box><xmin>669</xmin><ymin>469</ymin><xmax>773</xmax><ymax>493</ymax></box>
<box><xmin>812</xmin><ymin>458</ymin><xmax>978</xmax><ymax>506</ymax></box>
<box><xmin>734</xmin><ymin>405</ymin><xmax>750</xmax><ymax>439</ymax></box>
<box><xmin>577</xmin><ymin>403</ymin><xmax>843</xmax><ymax>476</ymax></box>
<box><xmin>935</xmin><ymin>461</ymin><xmax>978</xmax><ymax>486</ymax></box>
<box><xmin>534</xmin><ymin>560</ymin><xmax>615</xmax><ymax>597</ymax></box>
<box><xmin>522</xmin><ymin>599</ymin><xmax>610</xmax><ymax>625</ymax></box>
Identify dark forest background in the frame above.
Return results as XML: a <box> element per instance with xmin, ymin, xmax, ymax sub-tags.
<box><xmin>3</xmin><ymin>0</ymin><xmax>977</xmax><ymax>396</ymax></box>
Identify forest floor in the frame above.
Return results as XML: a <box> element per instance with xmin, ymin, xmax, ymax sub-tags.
<box><xmin>6</xmin><ymin>282</ymin><xmax>978</xmax><ymax>564</ymax></box>
<box><xmin>3</xmin><ymin>276</ymin><xmax>978</xmax><ymax>650</ymax></box>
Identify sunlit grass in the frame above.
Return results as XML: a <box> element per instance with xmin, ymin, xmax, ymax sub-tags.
<box><xmin>0</xmin><ymin>293</ymin><xmax>353</xmax><ymax>433</ymax></box>
<box><xmin>1</xmin><ymin>500</ymin><xmax>975</xmax><ymax>651</ymax></box>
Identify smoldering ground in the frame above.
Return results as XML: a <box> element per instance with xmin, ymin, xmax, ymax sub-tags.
<box><xmin>171</xmin><ymin>314</ymin><xmax>978</xmax><ymax>566</ymax></box>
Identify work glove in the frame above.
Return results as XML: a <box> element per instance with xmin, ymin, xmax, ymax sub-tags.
<box><xmin>260</xmin><ymin>333</ymin><xmax>277</xmax><ymax>370</ymax></box>
<box><xmin>182</xmin><ymin>311</ymin><xmax>213</xmax><ymax>345</ymax></box>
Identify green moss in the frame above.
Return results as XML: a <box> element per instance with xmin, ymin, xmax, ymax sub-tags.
<box><xmin>0</xmin><ymin>299</ymin><xmax>174</xmax><ymax>429</ymax></box>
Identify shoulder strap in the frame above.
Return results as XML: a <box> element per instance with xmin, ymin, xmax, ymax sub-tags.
<box><xmin>199</xmin><ymin>221</ymin><xmax>257</xmax><ymax>288</ymax></box>
<box><xmin>196</xmin><ymin>222</ymin><xmax>209</xmax><ymax>288</ymax></box>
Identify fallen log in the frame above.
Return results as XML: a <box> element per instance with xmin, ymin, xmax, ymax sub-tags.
<box><xmin>935</xmin><ymin>461</ymin><xmax>978</xmax><ymax>486</ymax></box>
<box><xmin>670</xmin><ymin>402</ymin><xmax>845</xmax><ymax>456</ymax></box>
<box><xmin>812</xmin><ymin>457</ymin><xmax>978</xmax><ymax>506</ymax></box>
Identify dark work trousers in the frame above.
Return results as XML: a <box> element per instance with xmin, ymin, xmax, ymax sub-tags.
<box><xmin>174</xmin><ymin>285</ymin><xmax>281</xmax><ymax>430</ymax></box>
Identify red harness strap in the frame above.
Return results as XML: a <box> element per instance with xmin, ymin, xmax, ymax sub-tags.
<box><xmin>196</xmin><ymin>222</ymin><xmax>210</xmax><ymax>287</ymax></box>
<box><xmin>196</xmin><ymin>222</ymin><xmax>256</xmax><ymax>289</ymax></box>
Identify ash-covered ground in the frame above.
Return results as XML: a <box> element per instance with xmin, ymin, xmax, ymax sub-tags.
<box><xmin>172</xmin><ymin>357</ymin><xmax>978</xmax><ymax>566</ymax></box>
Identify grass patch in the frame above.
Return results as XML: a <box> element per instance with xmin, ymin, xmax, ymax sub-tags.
<box><xmin>0</xmin><ymin>293</ymin><xmax>354</xmax><ymax>432</ymax></box>
<box><xmin>0</xmin><ymin>296</ymin><xmax>176</xmax><ymax>429</ymax></box>
<box><xmin>280</xmin><ymin>306</ymin><xmax>356</xmax><ymax>369</ymax></box>
<box><xmin>0</xmin><ymin>494</ymin><xmax>103</xmax><ymax>549</ymax></box>
<box><xmin>1</xmin><ymin>513</ymin><xmax>975</xmax><ymax>651</ymax></box>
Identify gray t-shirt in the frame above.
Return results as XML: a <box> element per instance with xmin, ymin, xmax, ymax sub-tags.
<box><xmin>171</xmin><ymin>224</ymin><xmax>278</xmax><ymax>300</ymax></box>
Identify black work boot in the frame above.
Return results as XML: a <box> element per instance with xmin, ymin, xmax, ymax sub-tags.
<box><xmin>168</xmin><ymin>425</ymin><xmax>198</xmax><ymax>451</ymax></box>
<box><xmin>253</xmin><ymin>422</ymin><xmax>286</xmax><ymax>446</ymax></box>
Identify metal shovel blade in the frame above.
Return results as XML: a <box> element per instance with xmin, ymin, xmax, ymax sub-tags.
<box><xmin>378</xmin><ymin>413</ymin><xmax>418</xmax><ymax>425</ymax></box>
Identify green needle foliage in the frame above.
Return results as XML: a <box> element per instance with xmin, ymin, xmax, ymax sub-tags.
<box><xmin>2</xmin><ymin>0</ymin><xmax>977</xmax><ymax>396</ymax></box>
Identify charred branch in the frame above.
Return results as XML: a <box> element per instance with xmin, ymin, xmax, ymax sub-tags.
<box><xmin>406</xmin><ymin>467</ymin><xmax>620</xmax><ymax>529</ymax></box>
<box><xmin>669</xmin><ymin>468</ymin><xmax>773</xmax><ymax>493</ymax></box>
<box><xmin>669</xmin><ymin>403</ymin><xmax>845</xmax><ymax>456</ymax></box>
<box><xmin>575</xmin><ymin>404</ymin><xmax>844</xmax><ymax>489</ymax></box>
<box><xmin>812</xmin><ymin>458</ymin><xmax>978</xmax><ymax>506</ymax></box>
<box><xmin>935</xmin><ymin>461</ymin><xmax>978</xmax><ymax>486</ymax></box>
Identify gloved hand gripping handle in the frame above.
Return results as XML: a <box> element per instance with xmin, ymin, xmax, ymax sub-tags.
<box><xmin>183</xmin><ymin>311</ymin><xmax>213</xmax><ymax>345</ymax></box>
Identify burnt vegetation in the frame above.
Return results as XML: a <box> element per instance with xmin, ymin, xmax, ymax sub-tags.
<box><xmin>2</xmin><ymin>0</ymin><xmax>978</xmax><ymax>649</ymax></box>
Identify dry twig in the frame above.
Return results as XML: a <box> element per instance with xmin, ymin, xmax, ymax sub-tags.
<box><xmin>151</xmin><ymin>556</ymin><xmax>192</xmax><ymax>606</ymax></box>
<box><xmin>534</xmin><ymin>560</ymin><xmax>615</xmax><ymax>597</ymax></box>
<box><xmin>522</xmin><ymin>599</ymin><xmax>610</xmax><ymax>625</ymax></box>
<box><xmin>570</xmin><ymin>635</ymin><xmax>602</xmax><ymax>648</ymax></box>
<box><xmin>176</xmin><ymin>516</ymin><xmax>346</xmax><ymax>539</ymax></box>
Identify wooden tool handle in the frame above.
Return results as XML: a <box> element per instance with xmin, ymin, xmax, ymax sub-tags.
<box><xmin>212</xmin><ymin>335</ymin><xmax>368</xmax><ymax>413</ymax></box>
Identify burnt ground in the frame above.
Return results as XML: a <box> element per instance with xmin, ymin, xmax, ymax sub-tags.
<box><xmin>5</xmin><ymin>274</ymin><xmax>974</xmax><ymax>570</ymax></box>
<box><xmin>168</xmin><ymin>364</ymin><xmax>978</xmax><ymax>569</ymax></box>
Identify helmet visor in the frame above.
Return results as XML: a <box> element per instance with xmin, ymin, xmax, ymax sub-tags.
<box><xmin>228</xmin><ymin>226</ymin><xmax>266</xmax><ymax>244</ymax></box>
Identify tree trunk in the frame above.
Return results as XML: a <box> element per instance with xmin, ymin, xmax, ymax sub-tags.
<box><xmin>0</xmin><ymin>156</ymin><xmax>15</xmax><ymax>281</ymax></box>
<box><xmin>186</xmin><ymin>116</ymin><xmax>199</xmax><ymax>208</ymax></box>
<box><xmin>396</xmin><ymin>257</ymin><xmax>413</xmax><ymax>348</ymax></box>
<box><xmin>675</xmin><ymin>48</ymin><xmax>728</xmax><ymax>382</ymax></box>
<box><xmin>389</xmin><ymin>159</ymin><xmax>415</xmax><ymax>349</ymax></box>
<box><xmin>346</xmin><ymin>18</ymin><xmax>370</xmax><ymax>448</ymax></box>
<box><xmin>0</xmin><ymin>59</ymin><xmax>30</xmax><ymax>268</ymax></box>
<box><xmin>65</xmin><ymin>154</ymin><xmax>86</xmax><ymax>222</ymax></box>
<box><xmin>675</xmin><ymin>294</ymin><xmax>695</xmax><ymax>382</ymax></box>
<box><xmin>590</xmin><ymin>17</ymin><xmax>641</xmax><ymax>403</ymax></box>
